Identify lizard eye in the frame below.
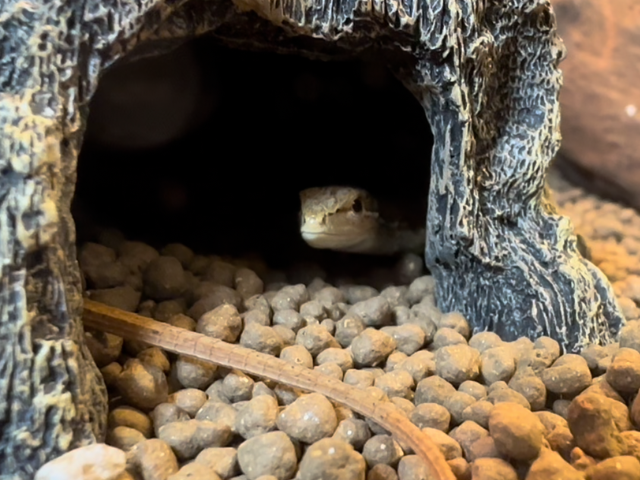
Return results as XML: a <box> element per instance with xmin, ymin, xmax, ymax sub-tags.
<box><xmin>351</xmin><ymin>199</ymin><xmax>363</xmax><ymax>213</ymax></box>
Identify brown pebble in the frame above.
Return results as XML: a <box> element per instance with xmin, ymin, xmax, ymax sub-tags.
<box><xmin>167</xmin><ymin>388</ymin><xmax>208</xmax><ymax>418</ymax></box>
<box><xmin>447</xmin><ymin>457</ymin><xmax>471</xmax><ymax>480</ymax></box>
<box><xmin>397</xmin><ymin>455</ymin><xmax>430</xmax><ymax>479</ymax></box>
<box><xmin>168</xmin><ymin>463</ymin><xmax>221</xmax><ymax>480</ymax></box>
<box><xmin>132</xmin><ymin>438</ymin><xmax>179</xmax><ymax>480</ymax></box>
<box><xmin>570</xmin><ymin>446</ymin><xmax>597</xmax><ymax>471</ymax></box>
<box><xmin>158</xmin><ymin>419</ymin><xmax>232</xmax><ymax>460</ymax></box>
<box><xmin>86</xmin><ymin>331</ymin><xmax>124</xmax><ymax>368</ymax></box>
<box><xmin>421</xmin><ymin>427</ymin><xmax>462</xmax><ymax>460</ymax></box>
<box><xmin>461</xmin><ymin>401</ymin><xmax>493</xmax><ymax>430</ymax></box>
<box><xmin>488</xmin><ymin>402</ymin><xmax>545</xmax><ymax>461</ymax></box>
<box><xmin>109</xmin><ymin>406</ymin><xmax>153</xmax><ymax>438</ymax></box>
<box><xmin>116</xmin><ymin>359</ymin><xmax>168</xmax><ymax>411</ymax></box>
<box><xmin>525</xmin><ymin>449</ymin><xmax>583</xmax><ymax>480</ymax></box>
<box><xmin>444</xmin><ymin>392</ymin><xmax>477</xmax><ymax>426</ymax></box>
<box><xmin>415</xmin><ymin>375</ymin><xmax>456</xmax><ymax>407</ymax></box>
<box><xmin>367</xmin><ymin>463</ymin><xmax>398</xmax><ymax>480</ymax></box>
<box><xmin>449</xmin><ymin>421</ymin><xmax>488</xmax><ymax>460</ymax></box>
<box><xmin>567</xmin><ymin>393</ymin><xmax>628</xmax><ymax>458</ymax></box>
<box><xmin>480</xmin><ymin>346</ymin><xmax>516</xmax><ymax>385</ymax></box>
<box><xmin>410</xmin><ymin>403</ymin><xmax>451</xmax><ymax>432</ymax></box>
<box><xmin>470</xmin><ymin>458</ymin><xmax>517</xmax><ymax>480</ymax></box>
<box><xmin>633</xmin><ymin>391</ymin><xmax>640</xmax><ymax>428</ymax></box>
<box><xmin>107</xmin><ymin>426</ymin><xmax>146</xmax><ymax>452</ymax></box>
<box><xmin>606</xmin><ymin>348</ymin><xmax>640</xmax><ymax>394</ymax></box>
<box><xmin>194</xmin><ymin>447</ymin><xmax>239</xmax><ymax>479</ymax></box>
<box><xmin>458</xmin><ymin>381</ymin><xmax>487</xmax><ymax>401</ymax></box>
<box><xmin>468</xmin><ymin>332</ymin><xmax>503</xmax><ymax>353</ymax></box>
<box><xmin>467</xmin><ymin>437</ymin><xmax>501</xmax><ymax>462</ymax></box>
<box><xmin>622</xmin><ymin>431</ymin><xmax>640</xmax><ymax>462</ymax></box>
<box><xmin>508</xmin><ymin>368</ymin><xmax>547</xmax><ymax>411</ymax></box>
<box><xmin>584</xmin><ymin>455</ymin><xmax>640</xmax><ymax>480</ymax></box>
<box><xmin>541</xmin><ymin>354</ymin><xmax>592</xmax><ymax>396</ymax></box>
<box><xmin>235</xmin><ymin>395</ymin><xmax>278</xmax><ymax>439</ymax></box>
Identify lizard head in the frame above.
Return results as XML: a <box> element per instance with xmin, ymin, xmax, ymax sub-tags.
<box><xmin>299</xmin><ymin>186</ymin><xmax>380</xmax><ymax>252</ymax></box>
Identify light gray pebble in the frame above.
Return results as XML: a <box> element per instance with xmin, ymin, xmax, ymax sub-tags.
<box><xmin>541</xmin><ymin>354</ymin><xmax>592</xmax><ymax>395</ymax></box>
<box><xmin>374</xmin><ymin>370</ymin><xmax>415</xmax><ymax>400</ymax></box>
<box><xmin>175</xmin><ymin>355</ymin><xmax>217</xmax><ymax>390</ymax></box>
<box><xmin>438</xmin><ymin>312</ymin><xmax>470</xmax><ymax>339</ymax></box>
<box><xmin>316</xmin><ymin>348</ymin><xmax>354</xmax><ymax>372</ymax></box>
<box><xmin>620</xmin><ymin>321</ymin><xmax>640</xmax><ymax>353</ymax></box>
<box><xmin>321</xmin><ymin>319</ymin><xmax>336</xmax><ymax>334</ymax></box>
<box><xmin>332</xmin><ymin>418</ymin><xmax>372</xmax><ymax>450</ymax></box>
<box><xmin>380</xmin><ymin>325</ymin><xmax>425</xmax><ymax>356</ymax></box>
<box><xmin>384</xmin><ymin>352</ymin><xmax>408</xmax><ymax>372</ymax></box>
<box><xmin>196</xmin><ymin>401</ymin><xmax>238</xmax><ymax>433</ymax></box>
<box><xmin>340</xmin><ymin>285</ymin><xmax>379</xmax><ymax>304</ymax></box>
<box><xmin>461</xmin><ymin>400</ymin><xmax>494</xmax><ymax>429</ymax></box>
<box><xmin>235</xmin><ymin>395</ymin><xmax>278</xmax><ymax>439</ymax></box>
<box><xmin>393</xmin><ymin>351</ymin><xmax>435</xmax><ymax>384</ymax></box>
<box><xmin>487</xmin><ymin>387</ymin><xmax>531</xmax><ymax>410</ymax></box>
<box><xmin>243</xmin><ymin>309</ymin><xmax>271</xmax><ymax>327</ymax></box>
<box><xmin>143</xmin><ymin>256</ymin><xmax>187</xmax><ymax>301</ymax></box>
<box><xmin>391</xmin><ymin>397</ymin><xmax>416</xmax><ymax>417</ymax></box>
<box><xmin>237</xmin><ymin>431</ymin><xmax>297</xmax><ymax>480</ymax></box>
<box><xmin>458</xmin><ymin>380</ymin><xmax>487</xmax><ymax>401</ymax></box>
<box><xmin>252</xmin><ymin>382</ymin><xmax>277</xmax><ymax>399</ymax></box>
<box><xmin>430</xmin><ymin>328</ymin><xmax>467</xmax><ymax>350</ymax></box>
<box><xmin>295</xmin><ymin>324</ymin><xmax>340</xmax><ymax>356</ymax></box>
<box><xmin>415</xmin><ymin>376</ymin><xmax>456</xmax><ymax>407</ymax></box>
<box><xmin>276</xmin><ymin>393</ymin><xmax>338</xmax><ymax>444</ymax></box>
<box><xmin>240</xmin><ymin>324</ymin><xmax>284</xmax><ymax>356</ymax></box>
<box><xmin>380</xmin><ymin>286</ymin><xmax>409</xmax><ymax>309</ymax></box>
<box><xmin>194</xmin><ymin>447</ymin><xmax>239</xmax><ymax>479</ymax></box>
<box><xmin>116</xmin><ymin>359</ymin><xmax>168</xmax><ymax>411</ymax></box>
<box><xmin>552</xmin><ymin>399</ymin><xmax>571</xmax><ymax>419</ymax></box>
<box><xmin>312</xmin><ymin>363</ymin><xmax>341</xmax><ymax>381</ymax></box>
<box><xmin>508</xmin><ymin>368</ymin><xmax>547</xmax><ymax>411</ymax></box>
<box><xmin>222</xmin><ymin>370</ymin><xmax>255</xmax><ymax>403</ymax></box>
<box><xmin>206</xmin><ymin>380</ymin><xmax>231</xmax><ymax>404</ymax></box>
<box><xmin>581</xmin><ymin>344</ymin><xmax>609</xmax><ymax>371</ymax></box>
<box><xmin>204</xmin><ymin>259</ymin><xmax>236</xmax><ymax>288</ymax></box>
<box><xmin>280</xmin><ymin>345</ymin><xmax>314</xmax><ymax>369</ymax></box>
<box><xmin>298</xmin><ymin>438</ymin><xmax>366</xmax><ymax>480</ymax></box>
<box><xmin>397</xmin><ymin>308</ymin><xmax>437</xmax><ymax>344</ymax></box>
<box><xmin>410</xmin><ymin>403</ymin><xmax>451</xmax><ymax>432</ymax></box>
<box><xmin>534</xmin><ymin>336</ymin><xmax>560</xmax><ymax>361</ymax></box>
<box><xmin>468</xmin><ymin>331</ymin><xmax>503</xmax><ymax>353</ymax></box>
<box><xmin>151</xmin><ymin>403</ymin><xmax>191</xmax><ymax>437</ymax></box>
<box><xmin>272</xmin><ymin>325</ymin><xmax>296</xmax><ymax>347</ymax></box>
<box><xmin>343</xmin><ymin>369</ymin><xmax>375</xmax><ymax>389</ymax></box>
<box><xmin>244</xmin><ymin>295</ymin><xmax>272</xmax><ymax>318</ymax></box>
<box><xmin>444</xmin><ymin>392</ymin><xmax>477</xmax><ymax>426</ymax></box>
<box><xmin>362</xmin><ymin>435</ymin><xmax>404</xmax><ymax>468</ymax></box>
<box><xmin>270</xmin><ymin>284</ymin><xmax>309</xmax><ymax>311</ymax></box>
<box><xmin>273</xmin><ymin>309</ymin><xmax>305</xmax><ymax>333</ymax></box>
<box><xmin>406</xmin><ymin>276</ymin><xmax>436</xmax><ymax>305</ymax></box>
<box><xmin>435</xmin><ymin>344</ymin><xmax>481</xmax><ymax>384</ymax></box>
<box><xmin>312</xmin><ymin>286</ymin><xmax>346</xmax><ymax>307</ymax></box>
<box><xmin>274</xmin><ymin>384</ymin><xmax>303</xmax><ymax>406</ymax></box>
<box><xmin>235</xmin><ymin>268</ymin><xmax>264</xmax><ymax>301</ymax></box>
<box><xmin>89</xmin><ymin>285</ymin><xmax>141</xmax><ymax>312</ymax></box>
<box><xmin>480</xmin><ymin>346</ymin><xmax>516</xmax><ymax>385</ymax></box>
<box><xmin>107</xmin><ymin>425</ymin><xmax>146</xmax><ymax>452</ymax></box>
<box><xmin>168</xmin><ymin>389</ymin><xmax>208</xmax><ymax>417</ymax></box>
<box><xmin>300</xmin><ymin>301</ymin><xmax>327</xmax><ymax>321</ymax></box>
<box><xmin>335</xmin><ymin>314</ymin><xmax>365</xmax><ymax>348</ymax></box>
<box><xmin>348</xmin><ymin>296</ymin><xmax>393</xmax><ymax>327</ymax></box>
<box><xmin>421</xmin><ymin>427</ymin><xmax>462</xmax><ymax>460</ymax></box>
<box><xmin>351</xmin><ymin>329</ymin><xmax>396</xmax><ymax>368</ymax></box>
<box><xmin>449</xmin><ymin>420</ymin><xmax>489</xmax><ymax>460</ymax></box>
<box><xmin>158</xmin><ymin>419</ymin><xmax>233</xmax><ymax>460</ymax></box>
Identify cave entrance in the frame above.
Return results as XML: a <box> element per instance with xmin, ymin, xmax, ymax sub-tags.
<box><xmin>73</xmin><ymin>36</ymin><xmax>434</xmax><ymax>286</ymax></box>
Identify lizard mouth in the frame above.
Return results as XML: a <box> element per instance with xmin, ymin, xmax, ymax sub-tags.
<box><xmin>300</xmin><ymin>228</ymin><xmax>371</xmax><ymax>250</ymax></box>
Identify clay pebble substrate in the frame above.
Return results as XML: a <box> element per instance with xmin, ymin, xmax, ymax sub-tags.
<box><xmin>49</xmin><ymin>168</ymin><xmax>640</xmax><ymax>480</ymax></box>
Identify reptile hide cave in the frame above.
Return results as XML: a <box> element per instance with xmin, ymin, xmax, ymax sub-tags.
<box><xmin>0</xmin><ymin>0</ymin><xmax>627</xmax><ymax>476</ymax></box>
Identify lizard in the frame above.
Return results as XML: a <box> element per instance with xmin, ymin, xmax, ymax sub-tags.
<box><xmin>299</xmin><ymin>186</ymin><xmax>426</xmax><ymax>255</ymax></box>
<box><xmin>299</xmin><ymin>185</ymin><xmax>593</xmax><ymax>260</ymax></box>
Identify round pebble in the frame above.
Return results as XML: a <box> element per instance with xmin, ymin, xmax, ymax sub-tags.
<box><xmin>351</xmin><ymin>329</ymin><xmax>397</xmax><ymax>367</ymax></box>
<box><xmin>276</xmin><ymin>393</ymin><xmax>338</xmax><ymax>444</ymax></box>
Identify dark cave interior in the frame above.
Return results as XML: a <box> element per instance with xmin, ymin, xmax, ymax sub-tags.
<box><xmin>73</xmin><ymin>36</ymin><xmax>434</xmax><ymax>276</ymax></box>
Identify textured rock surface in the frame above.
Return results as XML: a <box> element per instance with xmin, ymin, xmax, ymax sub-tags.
<box><xmin>0</xmin><ymin>0</ymin><xmax>625</xmax><ymax>477</ymax></box>
<box><xmin>554</xmin><ymin>0</ymin><xmax>640</xmax><ymax>210</ymax></box>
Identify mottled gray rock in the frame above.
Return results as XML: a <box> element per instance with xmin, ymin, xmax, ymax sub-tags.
<box><xmin>298</xmin><ymin>438</ymin><xmax>366</xmax><ymax>480</ymax></box>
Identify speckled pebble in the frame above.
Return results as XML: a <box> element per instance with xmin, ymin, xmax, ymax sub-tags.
<box><xmin>421</xmin><ymin>427</ymin><xmax>462</xmax><ymax>460</ymax></box>
<box><xmin>487</xmin><ymin>386</ymin><xmax>531</xmax><ymax>410</ymax></box>
<box><xmin>468</xmin><ymin>332</ymin><xmax>503</xmax><ymax>353</ymax></box>
<box><xmin>542</xmin><ymin>354</ymin><xmax>592</xmax><ymax>396</ymax></box>
<box><xmin>316</xmin><ymin>348</ymin><xmax>354</xmax><ymax>372</ymax></box>
<box><xmin>131</xmin><ymin>438</ymin><xmax>179</xmax><ymax>480</ymax></box>
<box><xmin>194</xmin><ymin>447</ymin><xmax>239</xmax><ymax>479</ymax></box>
<box><xmin>222</xmin><ymin>370</ymin><xmax>255</xmax><ymax>403</ymax></box>
<box><xmin>276</xmin><ymin>393</ymin><xmax>337</xmax><ymax>444</ymax></box>
<box><xmin>343</xmin><ymin>369</ymin><xmax>375</xmax><ymax>389</ymax></box>
<box><xmin>143</xmin><ymin>256</ymin><xmax>187</xmax><ymax>301</ymax></box>
<box><xmin>470</xmin><ymin>458</ymin><xmax>517</xmax><ymax>480</ymax></box>
<box><xmin>195</xmin><ymin>401</ymin><xmax>237</xmax><ymax>433</ymax></box>
<box><xmin>335</xmin><ymin>314</ymin><xmax>366</xmax><ymax>348</ymax></box>
<box><xmin>444</xmin><ymin>392</ymin><xmax>477</xmax><ymax>426</ymax></box>
<box><xmin>340</xmin><ymin>285</ymin><xmax>379</xmax><ymax>304</ymax></box>
<box><xmin>508</xmin><ymin>369</ymin><xmax>547</xmax><ymax>411</ymax></box>
<box><xmin>458</xmin><ymin>381</ymin><xmax>487</xmax><ymax>401</ymax></box>
<box><xmin>237</xmin><ymin>431</ymin><xmax>297</xmax><ymax>480</ymax></box>
<box><xmin>280</xmin><ymin>345</ymin><xmax>314</xmax><ymax>369</ymax></box>
<box><xmin>374</xmin><ymin>370</ymin><xmax>415</xmax><ymax>400</ymax></box>
<box><xmin>415</xmin><ymin>376</ymin><xmax>456</xmax><ymax>407</ymax></box>
<box><xmin>393</xmin><ymin>351</ymin><xmax>435</xmax><ymax>384</ymax></box>
<box><xmin>158</xmin><ymin>419</ymin><xmax>232</xmax><ymax>460</ymax></box>
<box><xmin>435</xmin><ymin>344</ymin><xmax>481</xmax><ymax>384</ymax></box>
<box><xmin>438</xmin><ymin>312</ymin><xmax>470</xmax><ymax>339</ymax></box>
<box><xmin>168</xmin><ymin>462</ymin><xmax>222</xmax><ymax>480</ymax></box>
<box><xmin>606</xmin><ymin>348</ymin><xmax>640</xmax><ymax>393</ymax></box>
<box><xmin>243</xmin><ymin>309</ymin><xmax>271</xmax><ymax>327</ymax></box>
<box><xmin>351</xmin><ymin>329</ymin><xmax>397</xmax><ymax>368</ymax></box>
<box><xmin>620</xmin><ymin>321</ymin><xmax>640</xmax><ymax>353</ymax></box>
<box><xmin>298</xmin><ymin>438</ymin><xmax>366</xmax><ymax>480</ymax></box>
<box><xmin>332</xmin><ymin>418</ymin><xmax>372</xmax><ymax>450</ymax></box>
<box><xmin>270</xmin><ymin>284</ymin><xmax>309</xmax><ymax>311</ymax></box>
<box><xmin>116</xmin><ymin>359</ymin><xmax>168</xmax><ymax>411</ymax></box>
<box><xmin>273</xmin><ymin>309</ymin><xmax>305</xmax><ymax>333</ymax></box>
<box><xmin>235</xmin><ymin>395</ymin><xmax>278</xmax><ymax>439</ymax></box>
<box><xmin>235</xmin><ymin>268</ymin><xmax>264</xmax><ymax>301</ymax></box>
<box><xmin>449</xmin><ymin>421</ymin><xmax>489</xmax><ymax>460</ymax></box>
<box><xmin>315</xmin><ymin>362</ymin><xmax>344</xmax><ymax>380</ymax></box>
<box><xmin>461</xmin><ymin>401</ymin><xmax>494</xmax><ymax>430</ymax></box>
<box><xmin>348</xmin><ymin>296</ymin><xmax>393</xmax><ymax>327</ymax></box>
<box><xmin>362</xmin><ymin>435</ymin><xmax>404</xmax><ymax>467</ymax></box>
<box><xmin>296</xmin><ymin>324</ymin><xmax>340</xmax><ymax>357</ymax></box>
<box><xmin>380</xmin><ymin>325</ymin><xmax>426</xmax><ymax>356</ymax></box>
<box><xmin>367</xmin><ymin>463</ymin><xmax>398</xmax><ymax>480</ymax></box>
<box><xmin>480</xmin><ymin>347</ymin><xmax>516</xmax><ymax>385</ymax></box>
<box><xmin>431</xmin><ymin>328</ymin><xmax>467</xmax><ymax>350</ymax></box>
<box><xmin>175</xmin><ymin>355</ymin><xmax>217</xmax><ymax>390</ymax></box>
<box><xmin>488</xmin><ymin>402</ymin><xmax>545</xmax><ymax>461</ymax></box>
<box><xmin>196</xmin><ymin>304</ymin><xmax>243</xmax><ymax>342</ymax></box>
<box><xmin>466</xmin><ymin>436</ymin><xmax>501</xmax><ymax>462</ymax></box>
